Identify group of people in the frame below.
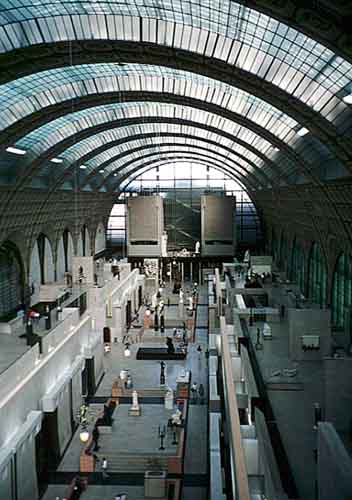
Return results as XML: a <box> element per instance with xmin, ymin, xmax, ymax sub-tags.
<box><xmin>190</xmin><ymin>381</ymin><xmax>205</xmax><ymax>403</ymax></box>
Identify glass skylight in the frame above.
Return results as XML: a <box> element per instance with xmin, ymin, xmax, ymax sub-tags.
<box><xmin>0</xmin><ymin>2</ymin><xmax>351</xmax><ymax>124</ymax></box>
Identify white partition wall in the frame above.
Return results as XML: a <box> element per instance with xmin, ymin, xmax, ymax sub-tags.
<box><xmin>127</xmin><ymin>195</ymin><xmax>164</xmax><ymax>257</ymax></box>
<box><xmin>71</xmin><ymin>369</ymin><xmax>82</xmax><ymax>420</ymax></box>
<box><xmin>57</xmin><ymin>384</ymin><xmax>72</xmax><ymax>455</ymax></box>
<box><xmin>17</xmin><ymin>434</ymin><xmax>38</xmax><ymax>500</ymax></box>
<box><xmin>0</xmin><ymin>461</ymin><xmax>12</xmax><ymax>500</ymax></box>
<box><xmin>201</xmin><ymin>195</ymin><xmax>236</xmax><ymax>256</ymax></box>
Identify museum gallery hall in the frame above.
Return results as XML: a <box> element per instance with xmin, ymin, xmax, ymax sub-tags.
<box><xmin>0</xmin><ymin>1</ymin><xmax>352</xmax><ymax>500</ymax></box>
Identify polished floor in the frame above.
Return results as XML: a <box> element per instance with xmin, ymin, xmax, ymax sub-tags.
<box><xmin>42</xmin><ymin>282</ymin><xmax>209</xmax><ymax>500</ymax></box>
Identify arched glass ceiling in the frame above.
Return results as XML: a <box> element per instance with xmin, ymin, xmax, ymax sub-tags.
<box><xmin>42</xmin><ymin>121</ymin><xmax>287</xmax><ymax>182</ymax></box>
<box><xmin>76</xmin><ymin>134</ymin><xmax>271</xmax><ymax>180</ymax></box>
<box><xmin>0</xmin><ymin>2</ymin><xmax>351</xmax><ymax>124</ymax></box>
<box><xmin>89</xmin><ymin>142</ymin><xmax>267</xmax><ymax>187</ymax></box>
<box><xmin>17</xmin><ymin>102</ymin><xmax>275</xmax><ymax>156</ymax></box>
<box><xmin>7</xmin><ymin>68</ymin><xmax>347</xmax><ymax>181</ymax></box>
<box><xmin>123</xmin><ymin>162</ymin><xmax>250</xmax><ymax>194</ymax></box>
<box><xmin>49</xmin><ymin>136</ymin><xmax>270</xmax><ymax>190</ymax></box>
<box><xmin>111</xmin><ymin>153</ymin><xmax>254</xmax><ymax>192</ymax></box>
<box><xmin>0</xmin><ymin>64</ymin><xmax>297</xmax><ymax>133</ymax></box>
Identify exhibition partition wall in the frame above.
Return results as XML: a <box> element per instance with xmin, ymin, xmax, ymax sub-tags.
<box><xmin>201</xmin><ymin>195</ymin><xmax>236</xmax><ymax>256</ymax></box>
<box><xmin>127</xmin><ymin>195</ymin><xmax>164</xmax><ymax>257</ymax></box>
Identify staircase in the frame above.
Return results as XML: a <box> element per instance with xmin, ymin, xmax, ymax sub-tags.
<box><xmin>118</xmin><ymin>388</ymin><xmax>167</xmax><ymax>398</ymax></box>
<box><xmin>95</xmin><ymin>452</ymin><xmax>168</xmax><ymax>473</ymax></box>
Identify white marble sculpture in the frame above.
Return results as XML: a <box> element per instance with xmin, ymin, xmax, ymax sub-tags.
<box><xmin>131</xmin><ymin>390</ymin><xmax>139</xmax><ymax>410</ymax></box>
<box><xmin>171</xmin><ymin>408</ymin><xmax>182</xmax><ymax>426</ymax></box>
<box><xmin>165</xmin><ymin>388</ymin><xmax>174</xmax><ymax>410</ymax></box>
<box><xmin>195</xmin><ymin>241</ymin><xmax>200</xmax><ymax>254</ymax></box>
<box><xmin>129</xmin><ymin>389</ymin><xmax>141</xmax><ymax>416</ymax></box>
<box><xmin>188</xmin><ymin>296</ymin><xmax>193</xmax><ymax>310</ymax></box>
<box><xmin>151</xmin><ymin>293</ymin><xmax>157</xmax><ymax>309</ymax></box>
<box><xmin>179</xmin><ymin>289</ymin><xmax>184</xmax><ymax>303</ymax></box>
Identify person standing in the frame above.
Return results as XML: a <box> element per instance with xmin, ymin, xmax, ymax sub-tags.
<box><xmin>198</xmin><ymin>383</ymin><xmax>205</xmax><ymax>404</ymax></box>
<box><xmin>197</xmin><ymin>344</ymin><xmax>202</xmax><ymax>358</ymax></box>
<box><xmin>92</xmin><ymin>425</ymin><xmax>100</xmax><ymax>451</ymax></box>
<box><xmin>102</xmin><ymin>457</ymin><xmax>109</xmax><ymax>481</ymax></box>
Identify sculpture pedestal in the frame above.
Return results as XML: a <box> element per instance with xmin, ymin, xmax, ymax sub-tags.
<box><xmin>129</xmin><ymin>407</ymin><xmax>142</xmax><ymax>416</ymax></box>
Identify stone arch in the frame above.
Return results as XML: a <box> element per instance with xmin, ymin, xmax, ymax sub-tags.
<box><xmin>0</xmin><ymin>240</ymin><xmax>26</xmax><ymax>320</ymax></box>
<box><xmin>77</xmin><ymin>224</ymin><xmax>91</xmax><ymax>257</ymax></box>
<box><xmin>307</xmin><ymin>242</ymin><xmax>328</xmax><ymax>308</ymax></box>
<box><xmin>290</xmin><ymin>237</ymin><xmax>306</xmax><ymax>294</ymax></box>
<box><xmin>30</xmin><ymin>233</ymin><xmax>54</xmax><ymax>291</ymax></box>
<box><xmin>331</xmin><ymin>253</ymin><xmax>352</xmax><ymax>335</ymax></box>
<box><xmin>56</xmin><ymin>228</ymin><xmax>74</xmax><ymax>281</ymax></box>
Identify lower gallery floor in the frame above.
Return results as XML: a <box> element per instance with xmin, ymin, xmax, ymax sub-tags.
<box><xmin>40</xmin><ymin>282</ymin><xmax>210</xmax><ymax>500</ymax></box>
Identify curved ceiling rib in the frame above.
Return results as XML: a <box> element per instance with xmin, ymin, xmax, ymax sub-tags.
<box><xmin>43</xmin><ymin>130</ymin><xmax>270</xmax><ymax>191</ymax></box>
<box><xmin>117</xmin><ymin>152</ymin><xmax>258</xmax><ymax>191</ymax></box>
<box><xmin>6</xmin><ymin>87</ymin><xmax>341</xmax><ymax>182</ymax></box>
<box><xmin>0</xmin><ymin>0</ymin><xmax>351</xmax><ymax>64</ymax></box>
<box><xmin>120</xmin><ymin>160</ymin><xmax>250</xmax><ymax>195</ymax></box>
<box><xmin>64</xmin><ymin>129</ymin><xmax>279</xmax><ymax>187</ymax></box>
<box><xmin>80</xmin><ymin>140</ymin><xmax>271</xmax><ymax>190</ymax></box>
<box><xmin>14</xmin><ymin>100</ymin><xmax>295</xmax><ymax>180</ymax></box>
<box><xmin>114</xmin><ymin>155</ymin><xmax>254</xmax><ymax>192</ymax></box>
<box><xmin>18</xmin><ymin>116</ymin><xmax>292</xmax><ymax>192</ymax></box>
<box><xmin>0</xmin><ymin>2</ymin><xmax>351</xmax><ymax>123</ymax></box>
<box><xmin>0</xmin><ymin>1</ymin><xmax>351</xmax><ymax>199</ymax></box>
<box><xmin>82</xmin><ymin>143</ymin><xmax>268</xmax><ymax>191</ymax></box>
<box><xmin>1</xmin><ymin>64</ymin><xmax>350</xmax><ymax>182</ymax></box>
<box><xmin>1</xmin><ymin>49</ymin><xmax>352</xmax><ymax>176</ymax></box>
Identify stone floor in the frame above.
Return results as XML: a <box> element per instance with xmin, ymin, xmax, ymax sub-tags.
<box><xmin>248</xmin><ymin>315</ymin><xmax>324</xmax><ymax>500</ymax></box>
<box><xmin>44</xmin><ymin>281</ymin><xmax>209</xmax><ymax>500</ymax></box>
<box><xmin>0</xmin><ymin>333</ymin><xmax>30</xmax><ymax>374</ymax></box>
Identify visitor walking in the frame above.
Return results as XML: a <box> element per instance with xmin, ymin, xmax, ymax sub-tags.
<box><xmin>191</xmin><ymin>382</ymin><xmax>198</xmax><ymax>402</ymax></box>
<box><xmin>198</xmin><ymin>383</ymin><xmax>205</xmax><ymax>404</ymax></box>
<box><xmin>197</xmin><ymin>344</ymin><xmax>202</xmax><ymax>358</ymax></box>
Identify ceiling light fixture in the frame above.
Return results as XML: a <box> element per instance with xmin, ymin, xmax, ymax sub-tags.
<box><xmin>297</xmin><ymin>127</ymin><xmax>309</xmax><ymax>137</ymax></box>
<box><xmin>6</xmin><ymin>146</ymin><xmax>26</xmax><ymax>155</ymax></box>
<box><xmin>79</xmin><ymin>165</ymin><xmax>87</xmax><ymax>170</ymax></box>
<box><xmin>343</xmin><ymin>93</ymin><xmax>352</xmax><ymax>104</ymax></box>
<box><xmin>51</xmin><ymin>157</ymin><xmax>63</xmax><ymax>163</ymax></box>
<box><xmin>99</xmin><ymin>169</ymin><xmax>105</xmax><ymax>173</ymax></box>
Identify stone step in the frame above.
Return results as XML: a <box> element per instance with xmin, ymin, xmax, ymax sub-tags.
<box><xmin>96</xmin><ymin>453</ymin><xmax>168</xmax><ymax>473</ymax></box>
<box><xmin>116</xmin><ymin>388</ymin><xmax>167</xmax><ymax>398</ymax></box>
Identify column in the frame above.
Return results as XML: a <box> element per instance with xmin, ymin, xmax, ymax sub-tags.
<box><xmin>190</xmin><ymin>262</ymin><xmax>193</xmax><ymax>282</ymax></box>
<box><xmin>181</xmin><ymin>262</ymin><xmax>184</xmax><ymax>283</ymax></box>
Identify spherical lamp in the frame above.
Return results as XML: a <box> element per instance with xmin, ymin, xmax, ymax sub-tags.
<box><xmin>79</xmin><ymin>428</ymin><xmax>90</xmax><ymax>443</ymax></box>
<box><xmin>124</xmin><ymin>344</ymin><xmax>131</xmax><ymax>357</ymax></box>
